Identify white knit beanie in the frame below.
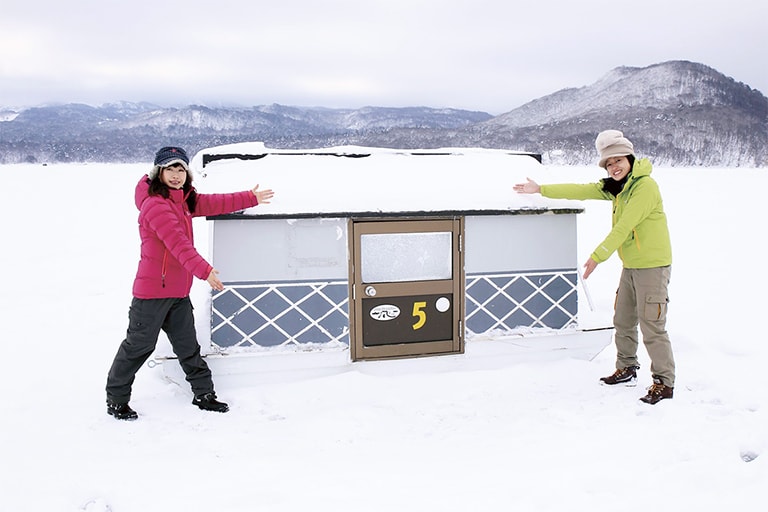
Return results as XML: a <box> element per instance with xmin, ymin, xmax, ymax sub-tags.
<box><xmin>595</xmin><ymin>130</ymin><xmax>634</xmax><ymax>168</ymax></box>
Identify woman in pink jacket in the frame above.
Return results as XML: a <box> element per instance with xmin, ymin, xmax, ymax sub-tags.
<box><xmin>106</xmin><ymin>146</ymin><xmax>274</xmax><ymax>420</ymax></box>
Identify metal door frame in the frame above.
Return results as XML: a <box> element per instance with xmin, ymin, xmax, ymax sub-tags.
<box><xmin>348</xmin><ymin>217</ymin><xmax>465</xmax><ymax>361</ymax></box>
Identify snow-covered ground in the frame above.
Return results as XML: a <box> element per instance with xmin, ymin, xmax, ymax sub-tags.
<box><xmin>0</xmin><ymin>161</ymin><xmax>765</xmax><ymax>511</ymax></box>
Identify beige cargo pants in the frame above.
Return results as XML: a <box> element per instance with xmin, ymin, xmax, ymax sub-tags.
<box><xmin>613</xmin><ymin>266</ymin><xmax>676</xmax><ymax>387</ymax></box>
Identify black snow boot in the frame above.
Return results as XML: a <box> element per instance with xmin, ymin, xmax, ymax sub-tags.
<box><xmin>599</xmin><ymin>366</ymin><xmax>639</xmax><ymax>386</ymax></box>
<box><xmin>107</xmin><ymin>400</ymin><xmax>139</xmax><ymax>421</ymax></box>
<box><xmin>192</xmin><ymin>392</ymin><xmax>229</xmax><ymax>413</ymax></box>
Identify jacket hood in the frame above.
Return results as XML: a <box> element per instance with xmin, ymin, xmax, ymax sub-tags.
<box><xmin>135</xmin><ymin>175</ymin><xmax>151</xmax><ymax>210</ymax></box>
<box><xmin>620</xmin><ymin>158</ymin><xmax>653</xmax><ymax>195</ymax></box>
<box><xmin>630</xmin><ymin>158</ymin><xmax>653</xmax><ymax>179</ymax></box>
<box><xmin>135</xmin><ymin>175</ymin><xmax>191</xmax><ymax>211</ymax></box>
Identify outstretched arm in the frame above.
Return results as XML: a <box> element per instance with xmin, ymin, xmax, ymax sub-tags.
<box><xmin>194</xmin><ymin>185</ymin><xmax>274</xmax><ymax>217</ymax></box>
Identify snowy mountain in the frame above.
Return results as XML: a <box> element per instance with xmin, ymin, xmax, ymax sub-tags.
<box><xmin>0</xmin><ymin>103</ymin><xmax>491</xmax><ymax>164</ymax></box>
<box><xmin>0</xmin><ymin>60</ymin><xmax>765</xmax><ymax>166</ymax></box>
<box><xmin>465</xmin><ymin>61</ymin><xmax>768</xmax><ymax>166</ymax></box>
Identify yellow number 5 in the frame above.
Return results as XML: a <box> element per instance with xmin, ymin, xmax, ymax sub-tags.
<box><xmin>412</xmin><ymin>301</ymin><xmax>427</xmax><ymax>330</ymax></box>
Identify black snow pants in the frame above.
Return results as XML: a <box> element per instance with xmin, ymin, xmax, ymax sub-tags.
<box><xmin>106</xmin><ymin>296</ymin><xmax>214</xmax><ymax>404</ymax></box>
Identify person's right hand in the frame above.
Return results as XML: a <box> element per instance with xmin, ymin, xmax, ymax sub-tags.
<box><xmin>513</xmin><ymin>177</ymin><xmax>541</xmax><ymax>194</ymax></box>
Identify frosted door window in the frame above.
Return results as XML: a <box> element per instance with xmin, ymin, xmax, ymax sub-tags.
<box><xmin>361</xmin><ymin>232</ymin><xmax>452</xmax><ymax>282</ymax></box>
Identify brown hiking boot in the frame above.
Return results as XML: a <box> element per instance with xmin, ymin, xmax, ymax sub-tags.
<box><xmin>600</xmin><ymin>366</ymin><xmax>639</xmax><ymax>386</ymax></box>
<box><xmin>639</xmin><ymin>377</ymin><xmax>674</xmax><ymax>404</ymax></box>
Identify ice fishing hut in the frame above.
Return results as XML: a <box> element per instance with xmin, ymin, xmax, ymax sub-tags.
<box><xmin>188</xmin><ymin>142</ymin><xmax>587</xmax><ymax>363</ymax></box>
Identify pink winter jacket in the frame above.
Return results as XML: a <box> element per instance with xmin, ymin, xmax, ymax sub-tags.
<box><xmin>132</xmin><ymin>176</ymin><xmax>259</xmax><ymax>299</ymax></box>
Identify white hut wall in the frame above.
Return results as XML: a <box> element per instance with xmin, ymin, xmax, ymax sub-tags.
<box><xmin>464</xmin><ymin>213</ymin><xmax>579</xmax><ymax>335</ymax></box>
<box><xmin>209</xmin><ymin>217</ymin><xmax>350</xmax><ymax>351</ymax></box>
<box><xmin>207</xmin><ymin>211</ymin><xmax>579</xmax><ymax>352</ymax></box>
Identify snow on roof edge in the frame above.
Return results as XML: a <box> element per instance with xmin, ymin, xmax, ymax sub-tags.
<box><xmin>188</xmin><ymin>141</ymin><xmax>578</xmax><ymax>216</ymax></box>
<box><xmin>190</xmin><ymin>141</ymin><xmax>541</xmax><ymax>171</ymax></box>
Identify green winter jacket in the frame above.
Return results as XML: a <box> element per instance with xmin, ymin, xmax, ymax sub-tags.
<box><xmin>540</xmin><ymin>158</ymin><xmax>672</xmax><ymax>268</ymax></box>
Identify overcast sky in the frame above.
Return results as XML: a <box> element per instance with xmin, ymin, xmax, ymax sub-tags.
<box><xmin>2</xmin><ymin>0</ymin><xmax>765</xmax><ymax>115</ymax></box>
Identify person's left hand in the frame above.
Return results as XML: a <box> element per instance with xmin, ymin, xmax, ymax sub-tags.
<box><xmin>206</xmin><ymin>268</ymin><xmax>225</xmax><ymax>291</ymax></box>
<box><xmin>252</xmin><ymin>185</ymin><xmax>275</xmax><ymax>204</ymax></box>
<box><xmin>582</xmin><ymin>257</ymin><xmax>598</xmax><ymax>279</ymax></box>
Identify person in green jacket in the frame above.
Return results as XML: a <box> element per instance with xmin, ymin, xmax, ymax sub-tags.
<box><xmin>513</xmin><ymin>130</ymin><xmax>675</xmax><ymax>404</ymax></box>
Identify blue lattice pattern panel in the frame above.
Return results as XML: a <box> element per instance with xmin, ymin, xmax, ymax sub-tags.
<box><xmin>465</xmin><ymin>271</ymin><xmax>578</xmax><ymax>335</ymax></box>
<box><xmin>212</xmin><ymin>271</ymin><xmax>577</xmax><ymax>350</ymax></box>
<box><xmin>211</xmin><ymin>281</ymin><xmax>350</xmax><ymax>349</ymax></box>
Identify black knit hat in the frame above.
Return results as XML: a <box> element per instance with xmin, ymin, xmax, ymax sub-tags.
<box><xmin>150</xmin><ymin>146</ymin><xmax>189</xmax><ymax>179</ymax></box>
<box><xmin>154</xmin><ymin>146</ymin><xmax>189</xmax><ymax>168</ymax></box>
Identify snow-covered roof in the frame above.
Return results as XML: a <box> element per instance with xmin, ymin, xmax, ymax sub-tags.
<box><xmin>190</xmin><ymin>142</ymin><xmax>582</xmax><ymax>218</ymax></box>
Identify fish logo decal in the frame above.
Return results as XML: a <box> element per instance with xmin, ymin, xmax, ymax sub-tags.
<box><xmin>370</xmin><ymin>304</ymin><xmax>400</xmax><ymax>321</ymax></box>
